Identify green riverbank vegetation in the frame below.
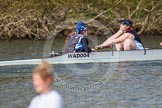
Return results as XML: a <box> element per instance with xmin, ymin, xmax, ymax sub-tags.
<box><xmin>0</xmin><ymin>0</ymin><xmax>162</xmax><ymax>40</ymax></box>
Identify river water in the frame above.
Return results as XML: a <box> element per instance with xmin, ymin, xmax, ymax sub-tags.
<box><xmin>0</xmin><ymin>36</ymin><xmax>162</xmax><ymax>108</ymax></box>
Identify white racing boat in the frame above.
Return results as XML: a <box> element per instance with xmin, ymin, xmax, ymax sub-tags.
<box><xmin>0</xmin><ymin>49</ymin><xmax>162</xmax><ymax>66</ymax></box>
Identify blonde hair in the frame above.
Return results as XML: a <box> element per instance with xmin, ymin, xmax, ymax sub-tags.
<box><xmin>33</xmin><ymin>60</ymin><xmax>54</xmax><ymax>81</ymax></box>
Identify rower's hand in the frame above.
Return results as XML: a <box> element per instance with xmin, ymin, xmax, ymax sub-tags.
<box><xmin>95</xmin><ymin>45</ymin><xmax>103</xmax><ymax>49</ymax></box>
<box><xmin>95</xmin><ymin>46</ymin><xmax>103</xmax><ymax>50</ymax></box>
<box><xmin>91</xmin><ymin>48</ymin><xmax>96</xmax><ymax>52</ymax></box>
<box><xmin>95</xmin><ymin>45</ymin><xmax>112</xmax><ymax>50</ymax></box>
<box><xmin>160</xmin><ymin>42</ymin><xmax>162</xmax><ymax>46</ymax></box>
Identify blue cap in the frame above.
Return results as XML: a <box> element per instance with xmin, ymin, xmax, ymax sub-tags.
<box><xmin>76</xmin><ymin>21</ymin><xmax>87</xmax><ymax>33</ymax></box>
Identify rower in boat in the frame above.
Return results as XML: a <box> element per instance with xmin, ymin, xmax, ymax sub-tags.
<box><xmin>95</xmin><ymin>18</ymin><xmax>144</xmax><ymax>51</ymax></box>
<box><xmin>63</xmin><ymin>21</ymin><xmax>92</xmax><ymax>54</ymax></box>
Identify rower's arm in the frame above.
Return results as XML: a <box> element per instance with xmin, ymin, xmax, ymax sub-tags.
<box><xmin>108</xmin><ymin>30</ymin><xmax>124</xmax><ymax>40</ymax></box>
<box><xmin>99</xmin><ymin>30</ymin><xmax>124</xmax><ymax>47</ymax></box>
<box><xmin>112</xmin><ymin>33</ymin><xmax>130</xmax><ymax>43</ymax></box>
<box><xmin>96</xmin><ymin>33</ymin><xmax>130</xmax><ymax>49</ymax></box>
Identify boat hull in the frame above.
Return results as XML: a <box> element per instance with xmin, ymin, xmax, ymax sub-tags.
<box><xmin>0</xmin><ymin>49</ymin><xmax>162</xmax><ymax>66</ymax></box>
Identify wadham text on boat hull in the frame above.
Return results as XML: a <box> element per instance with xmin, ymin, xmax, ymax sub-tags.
<box><xmin>68</xmin><ymin>53</ymin><xmax>90</xmax><ymax>58</ymax></box>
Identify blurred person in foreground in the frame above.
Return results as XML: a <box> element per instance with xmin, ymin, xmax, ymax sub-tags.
<box><xmin>28</xmin><ymin>60</ymin><xmax>63</xmax><ymax>108</ymax></box>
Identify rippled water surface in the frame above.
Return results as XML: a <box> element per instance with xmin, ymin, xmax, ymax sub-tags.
<box><xmin>0</xmin><ymin>36</ymin><xmax>162</xmax><ymax>108</ymax></box>
<box><xmin>0</xmin><ymin>61</ymin><xmax>162</xmax><ymax>108</ymax></box>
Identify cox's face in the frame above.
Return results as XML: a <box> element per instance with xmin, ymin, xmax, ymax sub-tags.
<box><xmin>83</xmin><ymin>30</ymin><xmax>88</xmax><ymax>36</ymax></box>
<box><xmin>33</xmin><ymin>74</ymin><xmax>48</xmax><ymax>94</ymax></box>
<box><xmin>120</xmin><ymin>23</ymin><xmax>130</xmax><ymax>31</ymax></box>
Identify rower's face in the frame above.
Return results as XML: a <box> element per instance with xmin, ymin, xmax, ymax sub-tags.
<box><xmin>120</xmin><ymin>23</ymin><xmax>130</xmax><ymax>31</ymax></box>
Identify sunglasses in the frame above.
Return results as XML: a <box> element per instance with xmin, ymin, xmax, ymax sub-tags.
<box><xmin>120</xmin><ymin>21</ymin><xmax>131</xmax><ymax>26</ymax></box>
